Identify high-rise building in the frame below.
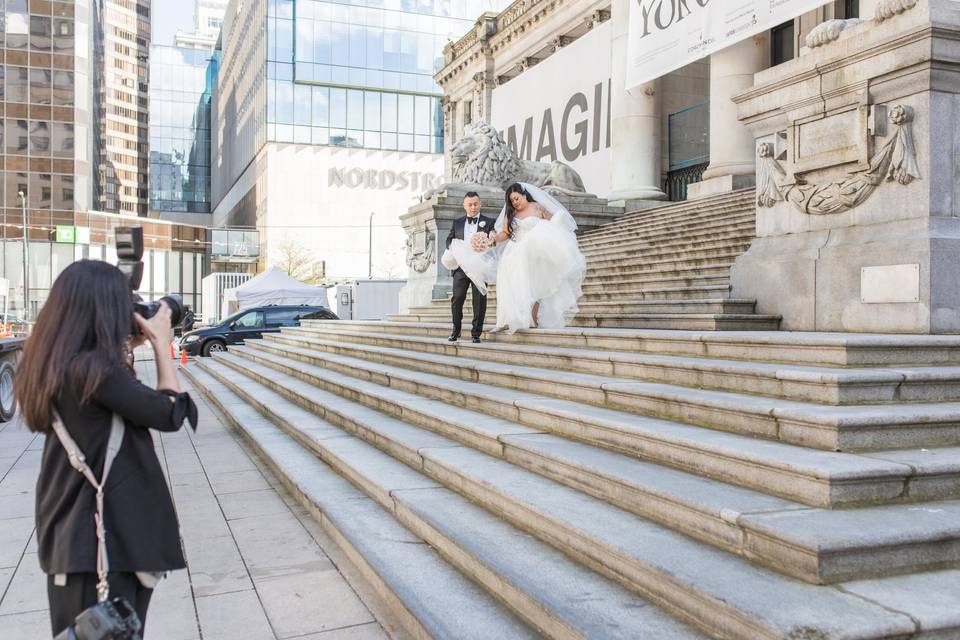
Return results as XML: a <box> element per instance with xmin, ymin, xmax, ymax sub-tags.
<box><xmin>174</xmin><ymin>0</ymin><xmax>227</xmax><ymax>51</ymax></box>
<box><xmin>212</xmin><ymin>0</ymin><xmax>502</xmax><ymax>279</ymax></box>
<box><xmin>148</xmin><ymin>44</ymin><xmax>218</xmax><ymax>224</ymax></box>
<box><xmin>0</xmin><ymin>0</ymin><xmax>94</xmax><ymax>317</ymax></box>
<box><xmin>92</xmin><ymin>0</ymin><xmax>150</xmax><ymax>216</ymax></box>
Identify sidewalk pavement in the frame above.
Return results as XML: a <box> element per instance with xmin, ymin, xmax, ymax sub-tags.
<box><xmin>0</xmin><ymin>355</ymin><xmax>408</xmax><ymax>640</ymax></box>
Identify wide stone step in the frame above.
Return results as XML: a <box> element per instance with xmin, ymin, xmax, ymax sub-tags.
<box><xmin>586</xmin><ymin>244</ymin><xmax>753</xmax><ymax>273</ymax></box>
<box><xmin>609</xmin><ymin>188</ymin><xmax>754</xmax><ymax>225</ymax></box>
<box><xmin>179</xmin><ymin>366</ymin><xmax>540</xmax><ymax>640</ymax></box>
<box><xmin>581</xmin><ymin>273</ymin><xmax>731</xmax><ymax>293</ymax></box>
<box><xmin>581</xmin><ymin>214</ymin><xmax>756</xmax><ymax>250</ymax></box>
<box><xmin>389</xmin><ymin>311</ymin><xmax>779</xmax><ymax>331</ymax></box>
<box><xmin>583</xmin><ymin>193</ymin><xmax>755</xmax><ymax>241</ymax></box>
<box><xmin>586</xmin><ymin>253</ymin><xmax>743</xmax><ymax>278</ymax></box>
<box><xmin>188</xmin><ymin>354</ymin><xmax>953</xmax><ymax>640</ymax></box>
<box><xmin>576</xmin><ymin>299</ymin><xmax>758</xmax><ymax>315</ymax></box>
<box><xmin>240</xmin><ymin>339</ymin><xmax>960</xmax><ymax>502</ymax></box>
<box><xmin>282</xmin><ymin>326</ymin><xmax>960</xmax><ymax>406</ymax></box>
<box><xmin>582</xmin><ymin>231</ymin><xmax>755</xmax><ymax>264</ymax></box>
<box><xmin>581</xmin><ymin>219</ymin><xmax>756</xmax><ymax>257</ymax></box>
<box><xmin>205</xmin><ymin>351</ymin><xmax>960</xmax><ymax>586</ymax></box>
<box><xmin>581</xmin><ymin>284</ymin><xmax>732</xmax><ymax>301</ymax></box>
<box><xmin>304</xmin><ymin>320</ymin><xmax>960</xmax><ymax>367</ymax></box>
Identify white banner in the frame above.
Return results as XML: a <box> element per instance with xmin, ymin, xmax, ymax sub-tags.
<box><xmin>626</xmin><ymin>0</ymin><xmax>830</xmax><ymax>89</ymax></box>
<box><xmin>492</xmin><ymin>21</ymin><xmax>613</xmax><ymax>196</ymax></box>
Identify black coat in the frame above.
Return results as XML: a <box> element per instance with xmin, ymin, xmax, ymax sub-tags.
<box><xmin>36</xmin><ymin>364</ymin><xmax>197</xmax><ymax>575</ymax></box>
<box><xmin>446</xmin><ymin>214</ymin><xmax>497</xmax><ymax>250</ymax></box>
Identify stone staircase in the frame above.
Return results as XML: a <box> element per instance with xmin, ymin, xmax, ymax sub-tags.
<box><xmin>182</xmin><ymin>188</ymin><xmax>960</xmax><ymax>638</ymax></box>
<box><xmin>393</xmin><ymin>189</ymin><xmax>779</xmax><ymax>331</ymax></box>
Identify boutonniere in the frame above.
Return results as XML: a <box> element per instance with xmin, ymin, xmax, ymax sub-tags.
<box><xmin>478</xmin><ymin>221</ymin><xmax>486</xmax><ymax>229</ymax></box>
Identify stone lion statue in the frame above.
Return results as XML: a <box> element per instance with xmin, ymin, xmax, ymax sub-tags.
<box><xmin>442</xmin><ymin>122</ymin><xmax>588</xmax><ymax>196</ymax></box>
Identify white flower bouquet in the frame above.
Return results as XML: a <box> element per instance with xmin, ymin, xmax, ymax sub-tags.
<box><xmin>471</xmin><ymin>221</ymin><xmax>493</xmax><ymax>252</ymax></box>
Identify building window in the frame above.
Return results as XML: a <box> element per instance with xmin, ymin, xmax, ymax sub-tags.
<box><xmin>771</xmin><ymin>20</ymin><xmax>795</xmax><ymax>66</ymax></box>
<box><xmin>463</xmin><ymin>100</ymin><xmax>472</xmax><ymax>127</ymax></box>
<box><xmin>844</xmin><ymin>0</ymin><xmax>860</xmax><ymax>18</ymax></box>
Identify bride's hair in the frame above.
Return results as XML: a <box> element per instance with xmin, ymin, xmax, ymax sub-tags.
<box><xmin>504</xmin><ymin>183</ymin><xmax>536</xmax><ymax>239</ymax></box>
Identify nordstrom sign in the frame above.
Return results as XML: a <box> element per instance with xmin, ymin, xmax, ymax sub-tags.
<box><xmin>328</xmin><ymin>167</ymin><xmax>441</xmax><ymax>192</ymax></box>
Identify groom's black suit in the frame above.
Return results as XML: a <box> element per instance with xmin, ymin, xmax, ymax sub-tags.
<box><xmin>446</xmin><ymin>213</ymin><xmax>496</xmax><ymax>339</ymax></box>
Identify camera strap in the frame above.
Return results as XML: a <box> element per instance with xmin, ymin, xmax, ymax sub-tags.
<box><xmin>51</xmin><ymin>412</ymin><xmax>125</xmax><ymax>603</ymax></box>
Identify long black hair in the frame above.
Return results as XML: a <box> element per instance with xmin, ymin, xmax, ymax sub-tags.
<box><xmin>16</xmin><ymin>260</ymin><xmax>134</xmax><ymax>433</ymax></box>
<box><xmin>503</xmin><ymin>183</ymin><xmax>536</xmax><ymax>240</ymax></box>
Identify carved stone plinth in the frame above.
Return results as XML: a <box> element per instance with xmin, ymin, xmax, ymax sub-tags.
<box><xmin>398</xmin><ymin>185</ymin><xmax>624</xmax><ymax>311</ymax></box>
<box><xmin>730</xmin><ymin>0</ymin><xmax>960</xmax><ymax>333</ymax></box>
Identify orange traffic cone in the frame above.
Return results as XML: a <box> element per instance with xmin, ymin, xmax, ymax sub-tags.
<box><xmin>179</xmin><ymin>349</ymin><xmax>188</xmax><ymax>369</ymax></box>
<box><xmin>170</xmin><ymin>343</ymin><xmax>176</xmax><ymax>360</ymax></box>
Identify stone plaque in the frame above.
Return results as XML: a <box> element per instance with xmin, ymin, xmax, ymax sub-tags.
<box><xmin>861</xmin><ymin>264</ymin><xmax>920</xmax><ymax>303</ymax></box>
<box><xmin>413</xmin><ymin>230</ymin><xmax>427</xmax><ymax>254</ymax></box>
<box><xmin>793</xmin><ymin>108</ymin><xmax>864</xmax><ymax>172</ymax></box>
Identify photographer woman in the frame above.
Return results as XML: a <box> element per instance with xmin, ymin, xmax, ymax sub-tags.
<box><xmin>15</xmin><ymin>260</ymin><xmax>197</xmax><ymax>636</ymax></box>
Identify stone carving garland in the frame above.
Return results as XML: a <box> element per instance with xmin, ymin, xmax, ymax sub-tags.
<box><xmin>875</xmin><ymin>0</ymin><xmax>918</xmax><ymax>23</ymax></box>
<box><xmin>805</xmin><ymin>19</ymin><xmax>863</xmax><ymax>48</ymax></box>
<box><xmin>404</xmin><ymin>229</ymin><xmax>436</xmax><ymax>273</ymax></box>
<box><xmin>757</xmin><ymin>105</ymin><xmax>921</xmax><ymax>215</ymax></box>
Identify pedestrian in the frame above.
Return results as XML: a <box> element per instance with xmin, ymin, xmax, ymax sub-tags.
<box><xmin>15</xmin><ymin>260</ymin><xmax>197</xmax><ymax>637</ymax></box>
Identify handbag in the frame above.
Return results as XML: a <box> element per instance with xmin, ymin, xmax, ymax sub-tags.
<box><xmin>51</xmin><ymin>412</ymin><xmax>143</xmax><ymax>640</ymax></box>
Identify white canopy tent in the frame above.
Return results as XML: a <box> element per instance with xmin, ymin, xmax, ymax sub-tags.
<box><xmin>221</xmin><ymin>267</ymin><xmax>327</xmax><ymax>318</ymax></box>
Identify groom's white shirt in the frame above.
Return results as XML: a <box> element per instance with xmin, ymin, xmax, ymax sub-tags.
<box><xmin>463</xmin><ymin>215</ymin><xmax>479</xmax><ymax>246</ymax></box>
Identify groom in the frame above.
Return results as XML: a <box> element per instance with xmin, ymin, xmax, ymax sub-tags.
<box><xmin>446</xmin><ymin>191</ymin><xmax>496</xmax><ymax>343</ymax></box>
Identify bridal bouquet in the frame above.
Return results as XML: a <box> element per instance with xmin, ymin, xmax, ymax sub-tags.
<box><xmin>471</xmin><ymin>221</ymin><xmax>493</xmax><ymax>252</ymax></box>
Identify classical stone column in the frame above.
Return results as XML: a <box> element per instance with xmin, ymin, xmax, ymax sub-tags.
<box><xmin>688</xmin><ymin>33</ymin><xmax>770</xmax><ymax>199</ymax></box>
<box><xmin>608</xmin><ymin>0</ymin><xmax>666</xmax><ymax>204</ymax></box>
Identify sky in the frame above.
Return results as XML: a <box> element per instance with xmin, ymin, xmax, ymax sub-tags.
<box><xmin>153</xmin><ymin>0</ymin><xmax>198</xmax><ymax>47</ymax></box>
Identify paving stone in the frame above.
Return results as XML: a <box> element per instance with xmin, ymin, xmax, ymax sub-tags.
<box><xmin>0</xmin><ymin>554</ymin><xmax>45</xmax><ymax>616</ymax></box>
<box><xmin>255</xmin><ymin>569</ymin><xmax>374</xmax><ymax>638</ymax></box>
<box><xmin>842</xmin><ymin>570</ymin><xmax>960</xmax><ymax>636</ymax></box>
<box><xmin>0</xmin><ymin>608</ymin><xmax>51</xmax><ymax>640</ymax></box>
<box><xmin>143</xmin><ymin>569</ymin><xmax>199</xmax><ymax>640</ymax></box>
<box><xmin>218</xmin><ymin>488</ymin><xmax>293</xmax><ymax>521</ymax></box>
<box><xmin>293</xmin><ymin>622</ymin><xmax>389</xmax><ymax>640</ymax></box>
<box><xmin>194</xmin><ymin>589</ymin><xmax>276</xmax><ymax>640</ymax></box>
<box><xmin>0</xmin><ymin>516</ymin><xmax>33</xmax><ymax>569</ymax></box>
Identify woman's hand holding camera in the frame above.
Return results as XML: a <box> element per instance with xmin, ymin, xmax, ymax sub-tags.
<box><xmin>133</xmin><ymin>301</ymin><xmax>174</xmax><ymax>349</ymax></box>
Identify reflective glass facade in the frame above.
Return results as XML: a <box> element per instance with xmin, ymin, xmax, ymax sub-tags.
<box><xmin>265</xmin><ymin>0</ymin><xmax>489</xmax><ymax>152</ymax></box>
<box><xmin>149</xmin><ymin>45</ymin><xmax>219</xmax><ymax>214</ymax></box>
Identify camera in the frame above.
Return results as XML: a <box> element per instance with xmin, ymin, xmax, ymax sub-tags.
<box><xmin>115</xmin><ymin>227</ymin><xmax>184</xmax><ymax>329</ymax></box>
<box><xmin>53</xmin><ymin>597</ymin><xmax>142</xmax><ymax>640</ymax></box>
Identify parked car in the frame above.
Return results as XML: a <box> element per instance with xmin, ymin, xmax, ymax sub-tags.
<box><xmin>180</xmin><ymin>304</ymin><xmax>338</xmax><ymax>357</ymax></box>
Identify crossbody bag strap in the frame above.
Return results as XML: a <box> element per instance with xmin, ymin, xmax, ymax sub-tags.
<box><xmin>51</xmin><ymin>412</ymin><xmax>125</xmax><ymax>603</ymax></box>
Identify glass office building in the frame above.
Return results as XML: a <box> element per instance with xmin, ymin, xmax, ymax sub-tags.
<box><xmin>265</xmin><ymin>0</ymin><xmax>490</xmax><ymax>153</ymax></box>
<box><xmin>149</xmin><ymin>45</ymin><xmax>219</xmax><ymax>216</ymax></box>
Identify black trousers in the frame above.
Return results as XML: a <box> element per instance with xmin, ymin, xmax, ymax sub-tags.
<box><xmin>451</xmin><ymin>269</ymin><xmax>487</xmax><ymax>338</ymax></box>
<box><xmin>48</xmin><ymin>572</ymin><xmax>153</xmax><ymax>637</ymax></box>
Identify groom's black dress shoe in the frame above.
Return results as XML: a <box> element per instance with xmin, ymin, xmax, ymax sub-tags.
<box><xmin>447</xmin><ymin>334</ymin><xmax>459</xmax><ymax>342</ymax></box>
<box><xmin>472</xmin><ymin>337</ymin><xmax>481</xmax><ymax>344</ymax></box>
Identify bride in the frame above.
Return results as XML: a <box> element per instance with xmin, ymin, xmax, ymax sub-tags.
<box><xmin>446</xmin><ymin>182</ymin><xmax>586</xmax><ymax>333</ymax></box>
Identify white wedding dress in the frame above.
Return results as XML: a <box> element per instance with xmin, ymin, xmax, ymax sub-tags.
<box><xmin>494</xmin><ymin>214</ymin><xmax>586</xmax><ymax>332</ymax></box>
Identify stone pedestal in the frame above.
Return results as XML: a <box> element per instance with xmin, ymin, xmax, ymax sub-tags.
<box><xmin>608</xmin><ymin>0</ymin><xmax>666</xmax><ymax>203</ymax></box>
<box><xmin>688</xmin><ymin>34</ymin><xmax>769</xmax><ymax>201</ymax></box>
<box><xmin>399</xmin><ymin>186</ymin><xmax>625</xmax><ymax>310</ymax></box>
<box><xmin>730</xmin><ymin>0</ymin><xmax>960</xmax><ymax>333</ymax></box>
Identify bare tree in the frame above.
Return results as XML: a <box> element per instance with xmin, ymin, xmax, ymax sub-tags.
<box><xmin>272</xmin><ymin>239</ymin><xmax>325</xmax><ymax>284</ymax></box>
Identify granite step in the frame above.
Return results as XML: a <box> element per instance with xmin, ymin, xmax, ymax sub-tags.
<box><xmin>582</xmin><ymin>192</ymin><xmax>755</xmax><ymax>239</ymax></box>
<box><xmin>581</xmin><ymin>220</ymin><xmax>756</xmax><ymax>257</ymax></box>
<box><xmin>281</xmin><ymin>326</ymin><xmax>960</xmax><ymax>405</ymax></box>
<box><xmin>580</xmin><ymin>273</ymin><xmax>731</xmax><ymax>293</ymax></box>
<box><xmin>303</xmin><ymin>320</ymin><xmax>960</xmax><ymax>367</ymax></box>
<box><xmin>609</xmin><ymin>188</ymin><xmax>754</xmax><ymax>222</ymax></box>
<box><xmin>237</xmin><ymin>339</ymin><xmax>960</xmax><ymax>503</ymax></box>
<box><xmin>580</xmin><ymin>216</ymin><xmax>756</xmax><ymax>252</ymax></box>
<box><xmin>205</xmin><ymin>351</ymin><xmax>960</xmax><ymax>585</ymax></box>
<box><xmin>575</xmin><ymin>299</ymin><xmax>758</xmax><ymax>315</ymax></box>
<box><xmin>586</xmin><ymin>253</ymin><xmax>743</xmax><ymax>278</ymax></box>
<box><xmin>389</xmin><ymin>311</ymin><xmax>779</xmax><ymax>331</ymax></box>
<box><xmin>582</xmin><ymin>233</ymin><xmax>755</xmax><ymax>264</ymax></box>
<box><xmin>187</xmin><ymin>356</ymin><xmax>953</xmax><ymax>640</ymax></box>
<box><xmin>187</xmin><ymin>361</ymin><xmax>705</xmax><ymax>639</ymax></box>
<box><xmin>585</xmin><ymin>242</ymin><xmax>753</xmax><ymax>270</ymax></box>
<box><xmin>580</xmin><ymin>284</ymin><xmax>732</xmax><ymax>301</ymax></box>
<box><xmin>178</xmin><ymin>366</ymin><xmax>540</xmax><ymax>640</ymax></box>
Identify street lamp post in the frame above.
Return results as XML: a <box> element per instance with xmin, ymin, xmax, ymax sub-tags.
<box><xmin>368</xmin><ymin>212</ymin><xmax>374</xmax><ymax>279</ymax></box>
<box><xmin>17</xmin><ymin>191</ymin><xmax>28</xmax><ymax>321</ymax></box>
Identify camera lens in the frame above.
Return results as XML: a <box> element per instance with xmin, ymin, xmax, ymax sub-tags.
<box><xmin>160</xmin><ymin>294</ymin><xmax>184</xmax><ymax>327</ymax></box>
